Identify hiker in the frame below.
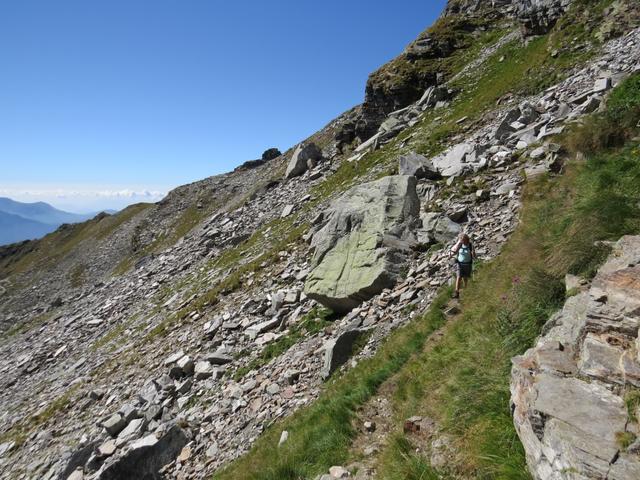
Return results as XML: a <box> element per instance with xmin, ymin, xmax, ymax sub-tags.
<box><xmin>450</xmin><ymin>233</ymin><xmax>476</xmax><ymax>299</ymax></box>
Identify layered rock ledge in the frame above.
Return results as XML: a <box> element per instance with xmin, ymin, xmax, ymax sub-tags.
<box><xmin>511</xmin><ymin>235</ymin><xmax>640</xmax><ymax>480</ymax></box>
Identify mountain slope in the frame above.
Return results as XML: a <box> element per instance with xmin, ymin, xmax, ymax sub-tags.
<box><xmin>0</xmin><ymin>1</ymin><xmax>639</xmax><ymax>479</ymax></box>
<box><xmin>0</xmin><ymin>211</ymin><xmax>57</xmax><ymax>245</ymax></box>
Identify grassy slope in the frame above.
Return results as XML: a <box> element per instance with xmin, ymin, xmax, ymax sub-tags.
<box><xmin>214</xmin><ymin>4</ymin><xmax>637</xmax><ymax>479</ymax></box>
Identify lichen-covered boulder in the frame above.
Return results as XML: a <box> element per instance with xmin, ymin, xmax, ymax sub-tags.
<box><xmin>511</xmin><ymin>235</ymin><xmax>640</xmax><ymax>480</ymax></box>
<box><xmin>304</xmin><ymin>175</ymin><xmax>420</xmax><ymax>313</ymax></box>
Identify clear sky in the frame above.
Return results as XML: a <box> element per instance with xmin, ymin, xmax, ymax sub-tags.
<box><xmin>0</xmin><ymin>0</ymin><xmax>447</xmax><ymax>213</ymax></box>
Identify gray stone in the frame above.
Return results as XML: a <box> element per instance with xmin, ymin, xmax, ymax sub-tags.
<box><xmin>418</xmin><ymin>213</ymin><xmax>461</xmax><ymax>245</ymax></box>
<box><xmin>397</xmin><ymin>152</ymin><xmax>440</xmax><ymax>179</ymax></box>
<box><xmin>431</xmin><ymin>143</ymin><xmax>476</xmax><ymax>177</ymax></box>
<box><xmin>321</xmin><ymin>329</ymin><xmax>367</xmax><ymax>379</ymax></box>
<box><xmin>304</xmin><ymin>175</ymin><xmax>419</xmax><ymax>313</ymax></box>
<box><xmin>103</xmin><ymin>413</ymin><xmax>127</xmax><ymax>437</ymax></box>
<box><xmin>97</xmin><ymin>426</ymin><xmax>188</xmax><ymax>480</ymax></box>
<box><xmin>67</xmin><ymin>470</ymin><xmax>83</xmax><ymax>480</ymax></box>
<box><xmin>194</xmin><ymin>360</ymin><xmax>214</xmax><ymax>380</ymax></box>
<box><xmin>98</xmin><ymin>440</ymin><xmax>117</xmax><ymax>457</ymax></box>
<box><xmin>529</xmin><ymin>146</ymin><xmax>546</xmax><ymax>159</ymax></box>
<box><xmin>285</xmin><ymin>143</ymin><xmax>322</xmax><ymax>179</ymax></box>
<box><xmin>205</xmin><ymin>351</ymin><xmax>233</xmax><ymax>365</ymax></box>
<box><xmin>281</xmin><ymin>205</ymin><xmax>294</xmax><ymax>218</ymax></box>
<box><xmin>495</xmin><ymin>182</ymin><xmax>518</xmax><ymax>195</ymax></box>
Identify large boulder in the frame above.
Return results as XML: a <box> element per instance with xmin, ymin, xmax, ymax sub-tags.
<box><xmin>284</xmin><ymin>143</ymin><xmax>322</xmax><ymax>179</ymax></box>
<box><xmin>511</xmin><ymin>235</ymin><xmax>640</xmax><ymax>480</ymax></box>
<box><xmin>304</xmin><ymin>175</ymin><xmax>420</xmax><ymax>313</ymax></box>
<box><xmin>418</xmin><ymin>213</ymin><xmax>462</xmax><ymax>245</ymax></box>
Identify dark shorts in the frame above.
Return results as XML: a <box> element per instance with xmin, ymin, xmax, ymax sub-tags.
<box><xmin>457</xmin><ymin>262</ymin><xmax>472</xmax><ymax>278</ymax></box>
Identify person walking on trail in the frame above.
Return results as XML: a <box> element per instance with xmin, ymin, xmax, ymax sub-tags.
<box><xmin>450</xmin><ymin>233</ymin><xmax>476</xmax><ymax>299</ymax></box>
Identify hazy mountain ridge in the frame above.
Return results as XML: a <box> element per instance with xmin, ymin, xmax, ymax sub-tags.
<box><xmin>0</xmin><ymin>198</ymin><xmax>103</xmax><ymax>246</ymax></box>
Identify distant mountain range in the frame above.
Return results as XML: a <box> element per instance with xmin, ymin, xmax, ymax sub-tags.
<box><xmin>0</xmin><ymin>197</ymin><xmax>111</xmax><ymax>246</ymax></box>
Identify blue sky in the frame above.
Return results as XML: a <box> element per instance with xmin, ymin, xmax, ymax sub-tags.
<box><xmin>0</xmin><ymin>0</ymin><xmax>446</xmax><ymax>212</ymax></box>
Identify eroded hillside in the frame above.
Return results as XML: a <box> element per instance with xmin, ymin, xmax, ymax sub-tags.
<box><xmin>1</xmin><ymin>1</ymin><xmax>640</xmax><ymax>479</ymax></box>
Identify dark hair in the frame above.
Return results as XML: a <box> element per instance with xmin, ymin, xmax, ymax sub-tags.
<box><xmin>461</xmin><ymin>234</ymin><xmax>470</xmax><ymax>245</ymax></box>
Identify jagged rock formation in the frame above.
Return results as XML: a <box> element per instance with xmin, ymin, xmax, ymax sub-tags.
<box><xmin>516</xmin><ymin>0</ymin><xmax>573</xmax><ymax>35</ymax></box>
<box><xmin>304</xmin><ymin>175</ymin><xmax>420</xmax><ymax>313</ymax></box>
<box><xmin>511</xmin><ymin>235</ymin><xmax>640</xmax><ymax>479</ymax></box>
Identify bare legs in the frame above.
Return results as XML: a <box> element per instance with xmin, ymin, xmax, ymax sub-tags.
<box><xmin>454</xmin><ymin>276</ymin><xmax>468</xmax><ymax>297</ymax></box>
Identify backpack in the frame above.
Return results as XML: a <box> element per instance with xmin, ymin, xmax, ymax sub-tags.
<box><xmin>458</xmin><ymin>244</ymin><xmax>472</xmax><ymax>264</ymax></box>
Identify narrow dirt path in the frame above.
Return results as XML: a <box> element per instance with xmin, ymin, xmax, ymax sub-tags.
<box><xmin>344</xmin><ymin>300</ymin><xmax>461</xmax><ymax>479</ymax></box>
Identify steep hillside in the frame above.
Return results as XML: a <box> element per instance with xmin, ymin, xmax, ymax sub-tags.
<box><xmin>1</xmin><ymin>1</ymin><xmax>640</xmax><ymax>480</ymax></box>
<box><xmin>0</xmin><ymin>211</ymin><xmax>58</xmax><ymax>246</ymax></box>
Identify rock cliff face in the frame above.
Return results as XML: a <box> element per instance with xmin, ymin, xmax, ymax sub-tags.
<box><xmin>351</xmin><ymin>0</ymin><xmax>575</xmax><ymax>142</ymax></box>
<box><xmin>304</xmin><ymin>175</ymin><xmax>420</xmax><ymax>313</ymax></box>
<box><xmin>511</xmin><ymin>236</ymin><xmax>640</xmax><ymax>479</ymax></box>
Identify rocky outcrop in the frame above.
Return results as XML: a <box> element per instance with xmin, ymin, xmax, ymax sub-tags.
<box><xmin>398</xmin><ymin>152</ymin><xmax>440</xmax><ymax>179</ymax></box>
<box><xmin>96</xmin><ymin>426</ymin><xmax>188</xmax><ymax>480</ymax></box>
<box><xmin>516</xmin><ymin>0</ymin><xmax>572</xmax><ymax>36</ymax></box>
<box><xmin>261</xmin><ymin>147</ymin><xmax>282</xmax><ymax>161</ymax></box>
<box><xmin>443</xmin><ymin>0</ymin><xmax>572</xmax><ymax>36</ymax></box>
<box><xmin>511</xmin><ymin>235</ymin><xmax>640</xmax><ymax>480</ymax></box>
<box><xmin>304</xmin><ymin>175</ymin><xmax>420</xmax><ymax>313</ymax></box>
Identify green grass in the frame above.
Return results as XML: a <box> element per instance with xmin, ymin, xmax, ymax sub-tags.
<box><xmin>0</xmin><ymin>383</ymin><xmax>80</xmax><ymax>448</ymax></box>
<box><xmin>0</xmin><ymin>311</ymin><xmax>53</xmax><ymax>340</ymax></box>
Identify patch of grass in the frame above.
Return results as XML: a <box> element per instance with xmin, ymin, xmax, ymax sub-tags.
<box><xmin>625</xmin><ymin>389</ymin><xmax>640</xmax><ymax>423</ymax></box>
<box><xmin>616</xmin><ymin>431</ymin><xmax>637</xmax><ymax>449</ymax></box>
<box><xmin>0</xmin><ymin>383</ymin><xmax>80</xmax><ymax>448</ymax></box>
<box><xmin>213</xmin><ymin>289</ymin><xmax>451</xmax><ymax>480</ymax></box>
<box><xmin>68</xmin><ymin>263</ymin><xmax>87</xmax><ymax>288</ymax></box>
<box><xmin>564</xmin><ymin>72</ymin><xmax>640</xmax><ymax>155</ymax></box>
<box><xmin>0</xmin><ymin>311</ymin><xmax>53</xmax><ymax>340</ymax></box>
<box><xmin>378</xmin><ymin>434</ymin><xmax>444</xmax><ymax>480</ymax></box>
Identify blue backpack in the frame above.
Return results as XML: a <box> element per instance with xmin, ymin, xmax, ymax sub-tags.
<box><xmin>458</xmin><ymin>244</ymin><xmax>472</xmax><ymax>264</ymax></box>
